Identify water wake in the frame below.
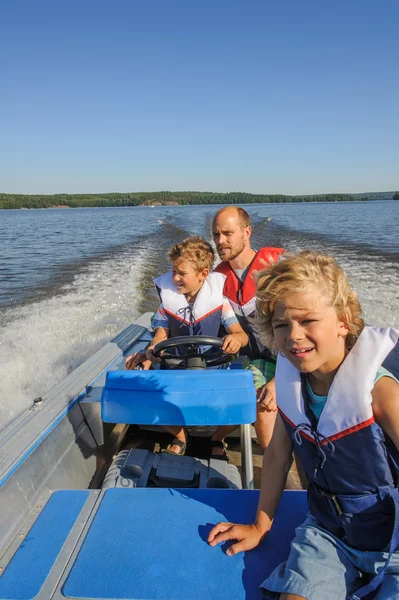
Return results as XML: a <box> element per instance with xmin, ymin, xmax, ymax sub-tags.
<box><xmin>1</xmin><ymin>210</ymin><xmax>397</xmax><ymax>431</ymax></box>
<box><xmin>0</xmin><ymin>248</ymin><xmax>147</xmax><ymax>432</ymax></box>
<box><xmin>251</xmin><ymin>221</ymin><xmax>399</xmax><ymax>329</ymax></box>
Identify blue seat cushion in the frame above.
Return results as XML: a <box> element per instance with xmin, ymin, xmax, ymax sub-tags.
<box><xmin>101</xmin><ymin>369</ymin><xmax>256</xmax><ymax>426</ymax></box>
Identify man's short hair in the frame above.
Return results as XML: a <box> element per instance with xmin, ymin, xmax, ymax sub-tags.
<box><xmin>213</xmin><ymin>206</ymin><xmax>251</xmax><ymax>229</ymax></box>
<box><xmin>236</xmin><ymin>207</ymin><xmax>251</xmax><ymax>228</ymax></box>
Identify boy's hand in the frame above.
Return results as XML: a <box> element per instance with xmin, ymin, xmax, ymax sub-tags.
<box><xmin>145</xmin><ymin>345</ymin><xmax>161</xmax><ymax>363</ymax></box>
<box><xmin>257</xmin><ymin>378</ymin><xmax>277</xmax><ymax>412</ymax></box>
<box><xmin>125</xmin><ymin>351</ymin><xmax>152</xmax><ymax>370</ymax></box>
<box><xmin>222</xmin><ymin>334</ymin><xmax>242</xmax><ymax>354</ymax></box>
<box><xmin>208</xmin><ymin>522</ymin><xmax>265</xmax><ymax>556</ymax></box>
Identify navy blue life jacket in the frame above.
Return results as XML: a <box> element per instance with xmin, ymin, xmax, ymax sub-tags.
<box><xmin>276</xmin><ymin>327</ymin><xmax>399</xmax><ymax>599</ymax></box>
<box><xmin>276</xmin><ymin>326</ymin><xmax>399</xmax><ymax>554</ymax></box>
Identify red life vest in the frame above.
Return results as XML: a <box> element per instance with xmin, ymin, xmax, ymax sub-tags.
<box><xmin>215</xmin><ymin>247</ymin><xmax>284</xmax><ymax>358</ymax></box>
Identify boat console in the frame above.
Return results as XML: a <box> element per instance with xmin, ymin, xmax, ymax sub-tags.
<box><xmin>102</xmin><ymin>367</ymin><xmax>255</xmax><ymax>489</ymax></box>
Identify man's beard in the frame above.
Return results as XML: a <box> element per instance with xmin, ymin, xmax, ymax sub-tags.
<box><xmin>218</xmin><ymin>239</ymin><xmax>245</xmax><ymax>262</ymax></box>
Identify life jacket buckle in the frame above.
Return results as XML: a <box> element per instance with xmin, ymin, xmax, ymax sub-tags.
<box><xmin>321</xmin><ymin>490</ymin><xmax>343</xmax><ymax>516</ymax></box>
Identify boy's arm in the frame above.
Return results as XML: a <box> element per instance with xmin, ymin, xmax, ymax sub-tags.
<box><xmin>145</xmin><ymin>327</ymin><xmax>169</xmax><ymax>362</ymax></box>
<box><xmin>372</xmin><ymin>376</ymin><xmax>399</xmax><ymax>450</ymax></box>
<box><xmin>255</xmin><ymin>413</ymin><xmax>293</xmax><ymax>531</ymax></box>
<box><xmin>257</xmin><ymin>378</ymin><xmax>277</xmax><ymax>413</ymax></box>
<box><xmin>221</xmin><ymin>299</ymin><xmax>248</xmax><ymax>353</ymax></box>
<box><xmin>208</xmin><ymin>414</ymin><xmax>292</xmax><ymax>555</ymax></box>
<box><xmin>125</xmin><ymin>327</ymin><xmax>169</xmax><ymax>370</ymax></box>
<box><xmin>223</xmin><ymin>322</ymin><xmax>249</xmax><ymax>354</ymax></box>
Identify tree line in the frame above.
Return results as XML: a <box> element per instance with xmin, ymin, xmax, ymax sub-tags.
<box><xmin>0</xmin><ymin>191</ymin><xmax>379</xmax><ymax>210</ymax></box>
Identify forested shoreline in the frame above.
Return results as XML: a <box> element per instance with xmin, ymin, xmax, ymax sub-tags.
<box><xmin>0</xmin><ymin>190</ymin><xmax>397</xmax><ymax>209</ymax></box>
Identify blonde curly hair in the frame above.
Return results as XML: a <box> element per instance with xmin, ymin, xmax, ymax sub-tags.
<box><xmin>168</xmin><ymin>236</ymin><xmax>215</xmax><ymax>272</ymax></box>
<box><xmin>255</xmin><ymin>251</ymin><xmax>364</xmax><ymax>351</ymax></box>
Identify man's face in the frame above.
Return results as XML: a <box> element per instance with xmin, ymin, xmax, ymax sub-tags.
<box><xmin>212</xmin><ymin>213</ymin><xmax>250</xmax><ymax>262</ymax></box>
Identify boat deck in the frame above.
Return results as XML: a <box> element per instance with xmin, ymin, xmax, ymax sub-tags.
<box><xmin>0</xmin><ymin>487</ymin><xmax>308</xmax><ymax>600</ymax></box>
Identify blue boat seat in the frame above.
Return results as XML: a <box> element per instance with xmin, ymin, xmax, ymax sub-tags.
<box><xmin>101</xmin><ymin>369</ymin><xmax>256</xmax><ymax>426</ymax></box>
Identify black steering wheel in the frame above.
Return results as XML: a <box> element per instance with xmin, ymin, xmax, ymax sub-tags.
<box><xmin>152</xmin><ymin>336</ymin><xmax>236</xmax><ymax>370</ymax></box>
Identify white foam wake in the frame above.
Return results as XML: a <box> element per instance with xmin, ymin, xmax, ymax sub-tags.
<box><xmin>1</xmin><ymin>238</ymin><xmax>397</xmax><ymax>433</ymax></box>
<box><xmin>0</xmin><ymin>249</ymin><xmax>146</xmax><ymax>432</ymax></box>
<box><xmin>337</xmin><ymin>255</ymin><xmax>399</xmax><ymax>329</ymax></box>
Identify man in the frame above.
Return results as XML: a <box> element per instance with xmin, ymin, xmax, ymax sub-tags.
<box><xmin>210</xmin><ymin>206</ymin><xmax>284</xmax><ymax>453</ymax></box>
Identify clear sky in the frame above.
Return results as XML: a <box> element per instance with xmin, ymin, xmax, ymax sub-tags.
<box><xmin>1</xmin><ymin>0</ymin><xmax>398</xmax><ymax>195</ymax></box>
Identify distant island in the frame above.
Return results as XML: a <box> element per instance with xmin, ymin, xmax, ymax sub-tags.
<box><xmin>0</xmin><ymin>190</ymin><xmax>397</xmax><ymax>209</ymax></box>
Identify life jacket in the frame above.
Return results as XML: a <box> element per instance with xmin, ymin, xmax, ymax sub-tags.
<box><xmin>276</xmin><ymin>326</ymin><xmax>399</xmax><ymax>599</ymax></box>
<box><xmin>154</xmin><ymin>271</ymin><xmax>226</xmax><ymax>339</ymax></box>
<box><xmin>215</xmin><ymin>247</ymin><xmax>284</xmax><ymax>358</ymax></box>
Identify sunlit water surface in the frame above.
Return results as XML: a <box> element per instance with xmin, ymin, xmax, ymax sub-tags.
<box><xmin>1</xmin><ymin>201</ymin><xmax>398</xmax><ymax>429</ymax></box>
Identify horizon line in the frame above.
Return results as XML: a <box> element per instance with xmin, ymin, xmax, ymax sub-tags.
<box><xmin>1</xmin><ymin>189</ymin><xmax>397</xmax><ymax>197</ymax></box>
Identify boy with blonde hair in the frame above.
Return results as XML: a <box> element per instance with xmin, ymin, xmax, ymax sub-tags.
<box><xmin>209</xmin><ymin>251</ymin><xmax>399</xmax><ymax>600</ymax></box>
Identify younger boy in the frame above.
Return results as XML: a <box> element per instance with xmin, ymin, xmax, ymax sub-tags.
<box><xmin>126</xmin><ymin>236</ymin><xmax>248</xmax><ymax>456</ymax></box>
<box><xmin>208</xmin><ymin>251</ymin><xmax>399</xmax><ymax>600</ymax></box>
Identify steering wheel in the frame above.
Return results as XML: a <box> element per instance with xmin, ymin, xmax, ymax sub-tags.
<box><xmin>152</xmin><ymin>336</ymin><xmax>236</xmax><ymax>369</ymax></box>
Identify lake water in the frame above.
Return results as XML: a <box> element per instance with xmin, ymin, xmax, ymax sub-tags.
<box><xmin>0</xmin><ymin>200</ymin><xmax>398</xmax><ymax>429</ymax></box>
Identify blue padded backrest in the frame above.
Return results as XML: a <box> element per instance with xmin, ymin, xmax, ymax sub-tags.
<box><xmin>101</xmin><ymin>370</ymin><xmax>256</xmax><ymax>426</ymax></box>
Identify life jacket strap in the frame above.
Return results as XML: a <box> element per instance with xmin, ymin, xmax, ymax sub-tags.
<box><xmin>348</xmin><ymin>487</ymin><xmax>399</xmax><ymax>599</ymax></box>
<box><xmin>310</xmin><ymin>482</ymin><xmax>394</xmax><ymax>516</ymax></box>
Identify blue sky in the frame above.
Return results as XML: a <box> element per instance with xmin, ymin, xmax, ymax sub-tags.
<box><xmin>1</xmin><ymin>0</ymin><xmax>398</xmax><ymax>195</ymax></box>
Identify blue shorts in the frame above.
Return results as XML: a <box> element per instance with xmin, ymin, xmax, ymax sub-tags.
<box><xmin>260</xmin><ymin>514</ymin><xmax>399</xmax><ymax>600</ymax></box>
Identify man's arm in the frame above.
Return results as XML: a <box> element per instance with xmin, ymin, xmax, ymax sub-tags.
<box><xmin>208</xmin><ymin>413</ymin><xmax>292</xmax><ymax>555</ymax></box>
<box><xmin>372</xmin><ymin>376</ymin><xmax>399</xmax><ymax>450</ymax></box>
